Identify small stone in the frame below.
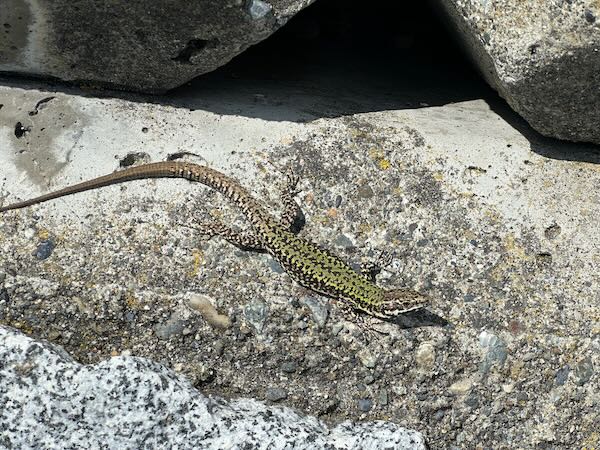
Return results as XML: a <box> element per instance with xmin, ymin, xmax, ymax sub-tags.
<box><xmin>544</xmin><ymin>223</ymin><xmax>561</xmax><ymax>239</ymax></box>
<box><xmin>516</xmin><ymin>392</ymin><xmax>529</xmax><ymax>402</ymax></box>
<box><xmin>281</xmin><ymin>361</ymin><xmax>297</xmax><ymax>373</ymax></box>
<box><xmin>296</xmin><ymin>320</ymin><xmax>309</xmax><ymax>330</ymax></box>
<box><xmin>463</xmin><ymin>392</ymin><xmax>479</xmax><ymax>408</ymax></box>
<box><xmin>522</xmin><ymin>352</ymin><xmax>536</xmax><ymax>362</ymax></box>
<box><xmin>433</xmin><ymin>409</ymin><xmax>446</xmax><ymax>422</ymax></box>
<box><xmin>479</xmin><ymin>330</ymin><xmax>508</xmax><ymax>373</ymax></box>
<box><xmin>325</xmin><ymin>208</ymin><xmax>339</xmax><ymax>219</ymax></box>
<box><xmin>196</xmin><ymin>365</ymin><xmax>215</xmax><ymax>383</ymax></box>
<box><xmin>34</xmin><ymin>239</ymin><xmax>55</xmax><ymax>260</ymax></box>
<box><xmin>335</xmin><ymin>195</ymin><xmax>343</xmax><ymax>207</ymax></box>
<box><xmin>265</xmin><ymin>387</ymin><xmax>287</xmax><ymax>402</ymax></box>
<box><xmin>154</xmin><ymin>315</ymin><xmax>186</xmax><ymax>340</ymax></box>
<box><xmin>491</xmin><ymin>401</ymin><xmax>504</xmax><ymax>415</ymax></box>
<box><xmin>416</xmin><ymin>239</ymin><xmax>429</xmax><ymax>247</ymax></box>
<box><xmin>463</xmin><ymin>293</ymin><xmax>475</xmax><ymax>302</ymax></box>
<box><xmin>213</xmin><ymin>340</ymin><xmax>225</xmax><ymax>356</ymax></box>
<box><xmin>415</xmin><ymin>343</ymin><xmax>435</xmax><ymax>372</ymax></box>
<box><xmin>160</xmin><ymin>244</ymin><xmax>174</xmax><ymax>256</ymax></box>
<box><xmin>334</xmin><ymin>234</ymin><xmax>355</xmax><ymax>250</ymax></box>
<box><xmin>358</xmin><ymin>398</ymin><xmax>373</xmax><ymax>412</ymax></box>
<box><xmin>502</xmin><ymin>383</ymin><xmax>515</xmax><ymax>394</ymax></box>
<box><xmin>244</xmin><ymin>301</ymin><xmax>268</xmax><ymax>333</ymax></box>
<box><xmin>555</xmin><ymin>365</ymin><xmax>570</xmax><ymax>386</ymax></box>
<box><xmin>331</xmin><ymin>323</ymin><xmax>344</xmax><ymax>335</ymax></box>
<box><xmin>267</xmin><ymin>257</ymin><xmax>284</xmax><ymax>274</ymax></box>
<box><xmin>47</xmin><ymin>330</ymin><xmax>61</xmax><ymax>341</ymax></box>
<box><xmin>573</xmin><ymin>357</ymin><xmax>594</xmax><ymax>386</ymax></box>
<box><xmin>188</xmin><ymin>294</ymin><xmax>230</xmax><ymax>330</ymax></box>
<box><xmin>378</xmin><ymin>390</ymin><xmax>389</xmax><ymax>406</ymax></box>
<box><xmin>248</xmin><ymin>0</ymin><xmax>272</xmax><ymax>20</ymax></box>
<box><xmin>300</xmin><ymin>296</ymin><xmax>329</xmax><ymax>327</ymax></box>
<box><xmin>448</xmin><ymin>378</ymin><xmax>473</xmax><ymax>396</ymax></box>
<box><xmin>510</xmin><ymin>361</ymin><xmax>524</xmax><ymax>379</ymax></box>
<box><xmin>392</xmin><ymin>384</ymin><xmax>407</xmax><ymax>396</ymax></box>
<box><xmin>584</xmin><ymin>9</ymin><xmax>596</xmax><ymax>23</ymax></box>
<box><xmin>356</xmin><ymin>184</ymin><xmax>374</xmax><ymax>199</ymax></box>
<box><xmin>356</xmin><ymin>349</ymin><xmax>378</xmax><ymax>368</ymax></box>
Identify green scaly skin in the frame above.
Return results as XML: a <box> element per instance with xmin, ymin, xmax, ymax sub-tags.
<box><xmin>0</xmin><ymin>161</ymin><xmax>427</xmax><ymax>319</ymax></box>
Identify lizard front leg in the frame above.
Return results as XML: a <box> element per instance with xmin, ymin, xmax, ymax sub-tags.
<box><xmin>278</xmin><ymin>168</ymin><xmax>303</xmax><ymax>232</ymax></box>
<box><xmin>361</xmin><ymin>250</ymin><xmax>393</xmax><ymax>282</ymax></box>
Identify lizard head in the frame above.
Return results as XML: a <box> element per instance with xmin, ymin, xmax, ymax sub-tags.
<box><xmin>376</xmin><ymin>288</ymin><xmax>428</xmax><ymax>318</ymax></box>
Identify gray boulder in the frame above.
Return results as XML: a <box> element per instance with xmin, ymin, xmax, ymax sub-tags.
<box><xmin>439</xmin><ymin>0</ymin><xmax>600</xmax><ymax>144</ymax></box>
<box><xmin>0</xmin><ymin>0</ymin><xmax>313</xmax><ymax>92</ymax></box>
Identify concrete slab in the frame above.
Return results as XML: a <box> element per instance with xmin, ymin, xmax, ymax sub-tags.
<box><xmin>0</xmin><ymin>65</ymin><xmax>598</xmax><ymax>448</ymax></box>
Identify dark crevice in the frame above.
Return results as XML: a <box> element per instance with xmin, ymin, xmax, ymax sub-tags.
<box><xmin>28</xmin><ymin>96</ymin><xmax>56</xmax><ymax>116</ymax></box>
<box><xmin>172</xmin><ymin>39</ymin><xmax>211</xmax><ymax>64</ymax></box>
<box><xmin>14</xmin><ymin>121</ymin><xmax>30</xmax><ymax>138</ymax></box>
<box><xmin>119</xmin><ymin>152</ymin><xmax>150</xmax><ymax>167</ymax></box>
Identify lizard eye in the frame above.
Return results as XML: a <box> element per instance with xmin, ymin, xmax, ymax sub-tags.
<box><xmin>382</xmin><ymin>289</ymin><xmax>428</xmax><ymax>314</ymax></box>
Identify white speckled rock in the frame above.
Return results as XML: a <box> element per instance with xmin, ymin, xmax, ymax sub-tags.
<box><xmin>0</xmin><ymin>326</ymin><xmax>425</xmax><ymax>450</ymax></box>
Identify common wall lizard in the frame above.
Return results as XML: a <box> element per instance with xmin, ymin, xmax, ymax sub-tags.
<box><xmin>0</xmin><ymin>161</ymin><xmax>427</xmax><ymax>320</ymax></box>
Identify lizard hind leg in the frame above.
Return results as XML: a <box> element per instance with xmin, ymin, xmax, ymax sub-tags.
<box><xmin>177</xmin><ymin>219</ymin><xmax>264</xmax><ymax>251</ymax></box>
<box><xmin>336</xmin><ymin>301</ymin><xmax>387</xmax><ymax>341</ymax></box>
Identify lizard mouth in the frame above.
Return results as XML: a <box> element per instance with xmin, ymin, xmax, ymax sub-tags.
<box><xmin>381</xmin><ymin>289</ymin><xmax>428</xmax><ymax>316</ymax></box>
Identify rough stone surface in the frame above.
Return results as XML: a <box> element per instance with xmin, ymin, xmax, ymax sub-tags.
<box><xmin>0</xmin><ymin>48</ymin><xmax>599</xmax><ymax>448</ymax></box>
<box><xmin>439</xmin><ymin>0</ymin><xmax>600</xmax><ymax>144</ymax></box>
<box><xmin>0</xmin><ymin>326</ymin><xmax>425</xmax><ymax>449</ymax></box>
<box><xmin>0</xmin><ymin>0</ymin><xmax>313</xmax><ymax>92</ymax></box>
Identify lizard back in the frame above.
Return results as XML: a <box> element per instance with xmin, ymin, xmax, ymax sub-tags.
<box><xmin>260</xmin><ymin>222</ymin><xmax>385</xmax><ymax>310</ymax></box>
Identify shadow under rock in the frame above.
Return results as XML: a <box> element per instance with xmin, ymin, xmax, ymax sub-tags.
<box><xmin>0</xmin><ymin>0</ymin><xmax>493</xmax><ymax>124</ymax></box>
<box><xmin>385</xmin><ymin>308</ymin><xmax>449</xmax><ymax>330</ymax></box>
<box><xmin>487</xmin><ymin>96</ymin><xmax>600</xmax><ymax>164</ymax></box>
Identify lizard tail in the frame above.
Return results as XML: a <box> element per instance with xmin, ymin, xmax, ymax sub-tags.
<box><xmin>0</xmin><ymin>162</ymin><xmax>261</xmax><ymax>215</ymax></box>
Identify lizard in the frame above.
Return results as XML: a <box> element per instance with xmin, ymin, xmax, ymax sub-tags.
<box><xmin>0</xmin><ymin>161</ymin><xmax>427</xmax><ymax>321</ymax></box>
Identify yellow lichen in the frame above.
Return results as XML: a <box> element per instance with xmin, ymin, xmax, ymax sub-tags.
<box><xmin>37</xmin><ymin>228</ymin><xmax>50</xmax><ymax>240</ymax></box>
<box><xmin>368</xmin><ymin>147</ymin><xmax>391</xmax><ymax>170</ymax></box>
<box><xmin>188</xmin><ymin>248</ymin><xmax>204</xmax><ymax>277</ymax></box>
<box><xmin>378</xmin><ymin>159</ymin><xmax>391</xmax><ymax>170</ymax></box>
